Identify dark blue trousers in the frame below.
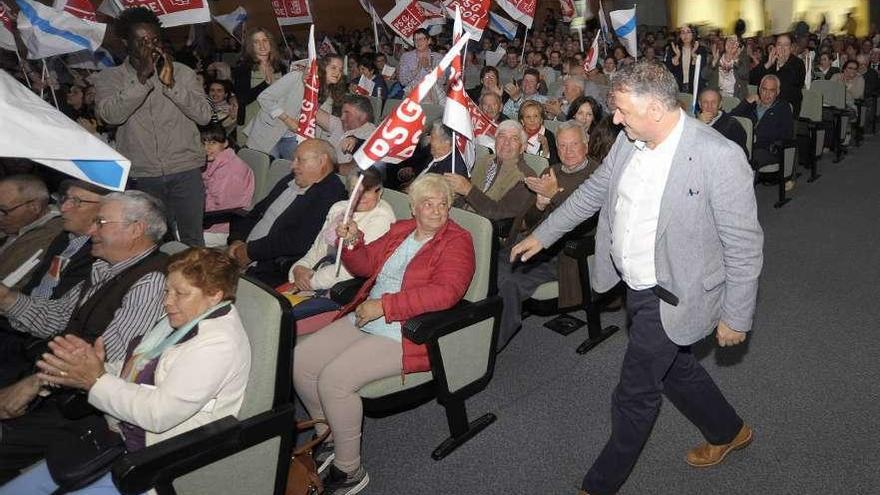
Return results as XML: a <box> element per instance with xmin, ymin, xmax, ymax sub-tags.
<box><xmin>582</xmin><ymin>288</ymin><xmax>743</xmax><ymax>494</ymax></box>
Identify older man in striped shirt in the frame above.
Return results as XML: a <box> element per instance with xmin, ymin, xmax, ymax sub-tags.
<box><xmin>0</xmin><ymin>191</ymin><xmax>168</xmax><ymax>484</ymax></box>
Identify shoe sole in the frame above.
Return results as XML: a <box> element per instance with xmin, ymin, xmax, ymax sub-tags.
<box><xmin>686</xmin><ymin>428</ymin><xmax>754</xmax><ymax>468</ymax></box>
<box><xmin>340</xmin><ymin>473</ymin><xmax>370</xmax><ymax>495</ymax></box>
<box><xmin>317</xmin><ymin>453</ymin><xmax>335</xmax><ymax>475</ymax></box>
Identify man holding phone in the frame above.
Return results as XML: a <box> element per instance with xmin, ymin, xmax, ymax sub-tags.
<box><xmin>90</xmin><ymin>7</ymin><xmax>212</xmax><ymax>247</ymax></box>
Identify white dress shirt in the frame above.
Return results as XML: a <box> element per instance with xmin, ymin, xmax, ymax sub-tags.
<box><xmin>611</xmin><ymin>110</ymin><xmax>686</xmax><ymax>290</ymax></box>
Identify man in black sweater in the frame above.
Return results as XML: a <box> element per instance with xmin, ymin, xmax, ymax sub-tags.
<box><xmin>750</xmin><ymin>33</ymin><xmax>805</xmax><ymax>116</ymax></box>
<box><xmin>228</xmin><ymin>139</ymin><xmax>347</xmax><ymax>287</ymax></box>
<box><xmin>730</xmin><ymin>75</ymin><xmax>795</xmax><ymax>168</ymax></box>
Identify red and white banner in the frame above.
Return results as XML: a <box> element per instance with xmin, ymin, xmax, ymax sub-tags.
<box><xmin>295</xmin><ymin>25</ymin><xmax>319</xmax><ymax>143</ymax></box>
<box><xmin>495</xmin><ymin>0</ymin><xmax>535</xmax><ymax>29</ymax></box>
<box><xmin>382</xmin><ymin>0</ymin><xmax>424</xmax><ymax>46</ymax></box>
<box><xmin>272</xmin><ymin>0</ymin><xmax>312</xmax><ymax>26</ymax></box>
<box><xmin>443</xmin><ymin>7</ymin><xmax>474</xmax><ymax>173</ymax></box>
<box><xmin>466</xmin><ymin>93</ymin><xmax>497</xmax><ymax>139</ymax></box>
<box><xmin>354</xmin><ymin>33</ymin><xmax>470</xmax><ymax>170</ymax></box>
<box><xmin>442</xmin><ymin>0</ymin><xmax>489</xmax><ymax>41</ymax></box>
<box><xmin>559</xmin><ymin>0</ymin><xmax>574</xmax><ymax>22</ymax></box>
<box><xmin>354</xmin><ymin>75</ymin><xmax>375</xmax><ymax>96</ymax></box>
<box><xmin>0</xmin><ymin>1</ymin><xmax>15</xmax><ymax>51</ymax></box>
<box><xmin>319</xmin><ymin>36</ymin><xmax>336</xmax><ymax>55</ymax></box>
<box><xmin>54</xmin><ymin>0</ymin><xmax>96</xmax><ymax>21</ymax></box>
<box><xmin>419</xmin><ymin>1</ymin><xmax>446</xmax><ymax>29</ymax></box>
<box><xmin>112</xmin><ymin>0</ymin><xmax>210</xmax><ymax>28</ymax></box>
<box><xmin>583</xmin><ymin>32</ymin><xmax>599</xmax><ymax>71</ymax></box>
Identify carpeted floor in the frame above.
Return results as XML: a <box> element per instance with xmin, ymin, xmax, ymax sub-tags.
<box><xmin>359</xmin><ymin>136</ymin><xmax>880</xmax><ymax>494</ymax></box>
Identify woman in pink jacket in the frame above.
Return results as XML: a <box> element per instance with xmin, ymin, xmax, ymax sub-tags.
<box><xmin>293</xmin><ymin>174</ymin><xmax>474</xmax><ymax>495</ymax></box>
<box><xmin>200</xmin><ymin>124</ymin><xmax>255</xmax><ymax>247</ymax></box>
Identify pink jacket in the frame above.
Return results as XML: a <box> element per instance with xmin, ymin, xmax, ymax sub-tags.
<box><xmin>202</xmin><ymin>148</ymin><xmax>255</xmax><ymax>233</ymax></box>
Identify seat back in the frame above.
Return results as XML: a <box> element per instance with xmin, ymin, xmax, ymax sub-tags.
<box><xmin>381</xmin><ymin>188</ymin><xmax>412</xmax><ymax>220</ymax></box>
<box><xmin>721</xmin><ymin>95</ymin><xmax>740</xmax><ymax>113</ymax></box>
<box><xmin>733</xmin><ymin>116</ymin><xmax>753</xmax><ymax>160</ymax></box>
<box><xmin>367</xmin><ymin>96</ymin><xmax>383</xmax><ymax>124</ymax></box>
<box><xmin>238</xmin><ymin>148</ymin><xmax>272</xmax><ymax>207</ymax></box>
<box><xmin>523</xmin><ymin>153</ymin><xmax>549</xmax><ymax>175</ymax></box>
<box><xmin>812</xmin><ymin>79</ymin><xmax>846</xmax><ymax>109</ymax></box>
<box><xmin>170</xmin><ymin>274</ymin><xmax>293</xmax><ymax>495</ymax></box>
<box><xmin>267</xmin><ymin>159</ymin><xmax>292</xmax><ymax>195</ymax></box>
<box><xmin>543</xmin><ymin>119</ymin><xmax>560</xmax><ymax>134</ymax></box>
<box><xmin>381</xmin><ymin>98</ymin><xmax>403</xmax><ymax>119</ymax></box>
<box><xmin>748</xmin><ymin>84</ymin><xmax>758</xmax><ymax>96</ymax></box>
<box><xmin>447</xmin><ymin>207</ymin><xmax>494</xmax><ymax>302</ymax></box>
<box><xmin>678</xmin><ymin>92</ymin><xmax>694</xmax><ymax>115</ymax></box>
<box><xmin>800</xmin><ymin>88</ymin><xmax>824</xmax><ymax>122</ymax></box>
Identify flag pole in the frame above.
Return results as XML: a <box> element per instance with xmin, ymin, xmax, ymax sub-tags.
<box><xmin>578</xmin><ymin>27</ymin><xmax>584</xmax><ymax>52</ymax></box>
<box><xmin>14</xmin><ymin>50</ymin><xmax>31</xmax><ymax>89</ymax></box>
<box><xmin>334</xmin><ymin>173</ymin><xmax>365</xmax><ymax>277</ymax></box>
<box><xmin>521</xmin><ymin>28</ymin><xmax>528</xmax><ymax>62</ymax></box>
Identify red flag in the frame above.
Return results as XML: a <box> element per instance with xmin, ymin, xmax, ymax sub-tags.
<box><xmin>443</xmin><ymin>7</ymin><xmax>474</xmax><ymax>172</ymax></box>
<box><xmin>353</xmin><ymin>34</ymin><xmax>470</xmax><ymax>170</ymax></box>
<box><xmin>295</xmin><ymin>25</ymin><xmax>319</xmax><ymax>142</ymax></box>
<box><xmin>53</xmin><ymin>0</ymin><xmax>97</xmax><ymax>21</ymax></box>
<box><xmin>583</xmin><ymin>32</ymin><xmax>599</xmax><ymax>71</ymax></box>
<box><xmin>383</xmin><ymin>0</ymin><xmax>425</xmax><ymax>45</ymax></box>
<box><xmin>272</xmin><ymin>0</ymin><xmax>312</xmax><ymax>26</ymax></box>
<box><xmin>495</xmin><ymin>0</ymin><xmax>536</xmax><ymax>29</ymax></box>
<box><xmin>0</xmin><ymin>1</ymin><xmax>15</xmax><ymax>51</ymax></box>
<box><xmin>114</xmin><ymin>0</ymin><xmax>211</xmax><ymax>28</ymax></box>
<box><xmin>443</xmin><ymin>0</ymin><xmax>489</xmax><ymax>41</ymax></box>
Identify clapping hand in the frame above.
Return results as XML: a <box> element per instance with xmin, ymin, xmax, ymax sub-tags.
<box><xmin>504</xmin><ymin>80</ymin><xmax>521</xmax><ymax>100</ymax></box>
<box><xmin>157</xmin><ymin>50</ymin><xmax>174</xmax><ymax>87</ymax></box>
<box><xmin>36</xmin><ymin>335</ymin><xmax>106</xmax><ymax>391</ymax></box>
<box><xmin>340</xmin><ymin>136</ymin><xmax>358</xmax><ymax>154</ymax></box>
<box><xmin>524</xmin><ymin>168</ymin><xmax>560</xmax><ymax>199</ymax></box>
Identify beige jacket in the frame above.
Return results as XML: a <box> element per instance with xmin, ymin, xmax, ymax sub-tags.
<box><xmin>91</xmin><ymin>60</ymin><xmax>212</xmax><ymax>178</ymax></box>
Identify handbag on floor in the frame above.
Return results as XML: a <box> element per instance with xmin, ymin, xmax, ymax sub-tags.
<box><xmin>45</xmin><ymin>414</ymin><xmax>126</xmax><ymax>494</ymax></box>
<box><xmin>286</xmin><ymin>418</ymin><xmax>331</xmax><ymax>495</ymax></box>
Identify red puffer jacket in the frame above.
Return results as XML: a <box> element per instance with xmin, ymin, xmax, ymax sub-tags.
<box><xmin>337</xmin><ymin>217</ymin><xmax>475</xmax><ymax>374</ymax></box>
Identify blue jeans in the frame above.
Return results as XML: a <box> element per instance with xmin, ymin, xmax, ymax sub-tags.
<box><xmin>270</xmin><ymin>136</ymin><xmax>298</xmax><ymax>160</ymax></box>
<box><xmin>0</xmin><ymin>461</ymin><xmax>139</xmax><ymax>495</ymax></box>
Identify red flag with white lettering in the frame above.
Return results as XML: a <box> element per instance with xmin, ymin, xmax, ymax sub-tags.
<box><xmin>382</xmin><ymin>0</ymin><xmax>425</xmax><ymax>46</ymax></box>
<box><xmin>583</xmin><ymin>31</ymin><xmax>599</xmax><ymax>71</ymax></box>
<box><xmin>53</xmin><ymin>0</ymin><xmax>97</xmax><ymax>21</ymax></box>
<box><xmin>443</xmin><ymin>7</ymin><xmax>474</xmax><ymax>172</ymax></box>
<box><xmin>495</xmin><ymin>0</ymin><xmax>535</xmax><ymax>29</ymax></box>
<box><xmin>114</xmin><ymin>0</ymin><xmax>210</xmax><ymax>28</ymax></box>
<box><xmin>559</xmin><ymin>0</ymin><xmax>574</xmax><ymax>22</ymax></box>
<box><xmin>442</xmin><ymin>0</ymin><xmax>489</xmax><ymax>41</ymax></box>
<box><xmin>0</xmin><ymin>1</ymin><xmax>15</xmax><ymax>51</ymax></box>
<box><xmin>272</xmin><ymin>0</ymin><xmax>312</xmax><ymax>26</ymax></box>
<box><xmin>353</xmin><ymin>33</ymin><xmax>470</xmax><ymax>170</ymax></box>
<box><xmin>295</xmin><ymin>25</ymin><xmax>319</xmax><ymax>142</ymax></box>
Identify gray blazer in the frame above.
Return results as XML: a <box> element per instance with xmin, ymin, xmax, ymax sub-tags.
<box><xmin>533</xmin><ymin>115</ymin><xmax>764</xmax><ymax>345</ymax></box>
<box><xmin>241</xmin><ymin>68</ymin><xmax>305</xmax><ymax>154</ymax></box>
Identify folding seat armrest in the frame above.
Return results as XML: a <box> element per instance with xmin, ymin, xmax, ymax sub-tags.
<box><xmin>402</xmin><ymin>296</ymin><xmax>503</xmax><ymax>345</ymax></box>
<box><xmin>112</xmin><ymin>416</ymin><xmax>241</xmax><ymax>495</ymax></box>
<box><xmin>203</xmin><ymin>208</ymin><xmax>250</xmax><ymax>228</ymax></box>
<box><xmin>113</xmin><ymin>404</ymin><xmax>296</xmax><ymax>495</ymax></box>
<box><xmin>329</xmin><ymin>278</ymin><xmax>366</xmax><ymax>305</ymax></box>
<box><xmin>563</xmin><ymin>233</ymin><xmax>596</xmax><ymax>259</ymax></box>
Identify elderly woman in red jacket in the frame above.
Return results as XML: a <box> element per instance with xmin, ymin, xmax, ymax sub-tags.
<box><xmin>293</xmin><ymin>173</ymin><xmax>474</xmax><ymax>495</ymax></box>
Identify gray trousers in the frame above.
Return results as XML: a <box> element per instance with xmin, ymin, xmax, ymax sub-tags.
<box><xmin>134</xmin><ymin>168</ymin><xmax>206</xmax><ymax>247</ymax></box>
<box><xmin>496</xmin><ymin>250</ymin><xmax>559</xmax><ymax>350</ymax></box>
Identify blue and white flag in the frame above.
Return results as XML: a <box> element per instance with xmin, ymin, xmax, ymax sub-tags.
<box><xmin>16</xmin><ymin>0</ymin><xmax>106</xmax><ymax>60</ymax></box>
<box><xmin>609</xmin><ymin>7</ymin><xmax>637</xmax><ymax>58</ymax></box>
<box><xmin>67</xmin><ymin>47</ymin><xmax>115</xmax><ymax>70</ymax></box>
<box><xmin>488</xmin><ymin>12</ymin><xmax>517</xmax><ymax>40</ymax></box>
<box><xmin>213</xmin><ymin>6</ymin><xmax>247</xmax><ymax>39</ymax></box>
<box><xmin>0</xmin><ymin>70</ymin><xmax>130</xmax><ymax>190</ymax></box>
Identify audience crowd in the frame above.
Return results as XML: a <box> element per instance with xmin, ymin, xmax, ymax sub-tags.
<box><xmin>1</xmin><ymin>4</ymin><xmax>878</xmax><ymax>495</ymax></box>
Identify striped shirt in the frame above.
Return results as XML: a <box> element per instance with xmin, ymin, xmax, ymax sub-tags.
<box><xmin>29</xmin><ymin>234</ymin><xmax>90</xmax><ymax>299</ymax></box>
<box><xmin>6</xmin><ymin>247</ymin><xmax>166</xmax><ymax>362</ymax></box>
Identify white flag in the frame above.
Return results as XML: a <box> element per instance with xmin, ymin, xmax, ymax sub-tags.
<box><xmin>495</xmin><ymin>0</ymin><xmax>535</xmax><ymax>29</ymax></box>
<box><xmin>96</xmin><ymin>0</ymin><xmax>120</xmax><ymax>17</ymax></box>
<box><xmin>582</xmin><ymin>32</ymin><xmax>599</xmax><ymax>71</ymax></box>
<box><xmin>213</xmin><ymin>6</ymin><xmax>247</xmax><ymax>39</ymax></box>
<box><xmin>114</xmin><ymin>0</ymin><xmax>211</xmax><ymax>28</ymax></box>
<box><xmin>0</xmin><ymin>70</ymin><xmax>130</xmax><ymax>190</ymax></box>
<box><xmin>16</xmin><ymin>0</ymin><xmax>106</xmax><ymax>59</ymax></box>
<box><xmin>488</xmin><ymin>12</ymin><xmax>517</xmax><ymax>40</ymax></box>
<box><xmin>609</xmin><ymin>7</ymin><xmax>637</xmax><ymax>58</ymax></box>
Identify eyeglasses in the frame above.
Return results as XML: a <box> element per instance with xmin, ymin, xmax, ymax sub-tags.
<box><xmin>60</xmin><ymin>195</ymin><xmax>101</xmax><ymax>208</ymax></box>
<box><xmin>0</xmin><ymin>199</ymin><xmax>34</xmax><ymax>216</ymax></box>
<box><xmin>92</xmin><ymin>217</ymin><xmax>135</xmax><ymax>229</ymax></box>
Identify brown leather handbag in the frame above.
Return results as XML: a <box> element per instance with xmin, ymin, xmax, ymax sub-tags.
<box><xmin>285</xmin><ymin>419</ymin><xmax>331</xmax><ymax>495</ymax></box>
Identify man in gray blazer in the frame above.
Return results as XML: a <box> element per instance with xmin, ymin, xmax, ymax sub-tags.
<box><xmin>512</xmin><ymin>61</ymin><xmax>764</xmax><ymax>495</ymax></box>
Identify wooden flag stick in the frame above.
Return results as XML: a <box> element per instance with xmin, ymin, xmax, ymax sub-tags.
<box><xmin>334</xmin><ymin>173</ymin><xmax>366</xmax><ymax>277</ymax></box>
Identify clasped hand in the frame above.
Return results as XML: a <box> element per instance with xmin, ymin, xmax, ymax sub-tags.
<box><xmin>36</xmin><ymin>335</ymin><xmax>107</xmax><ymax>391</ymax></box>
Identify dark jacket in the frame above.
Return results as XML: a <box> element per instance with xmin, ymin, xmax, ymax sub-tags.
<box><xmin>229</xmin><ymin>173</ymin><xmax>347</xmax><ymax>287</ymax></box>
<box><xmin>232</xmin><ymin>61</ymin><xmax>288</xmax><ymax>125</ymax></box>
<box><xmin>729</xmin><ymin>99</ymin><xmax>794</xmax><ymax>150</ymax></box>
<box><xmin>665</xmin><ymin>44</ymin><xmax>709</xmax><ymax>93</ymax></box>
<box><xmin>751</xmin><ymin>56</ymin><xmax>806</xmax><ymax>115</ymax></box>
<box><xmin>711</xmin><ymin>112</ymin><xmax>749</xmax><ymax>157</ymax></box>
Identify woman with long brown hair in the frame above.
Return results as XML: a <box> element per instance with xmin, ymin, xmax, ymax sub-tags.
<box><xmin>232</xmin><ymin>28</ymin><xmax>287</xmax><ymax>129</ymax></box>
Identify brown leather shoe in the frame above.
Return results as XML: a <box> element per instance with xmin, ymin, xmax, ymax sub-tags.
<box><xmin>686</xmin><ymin>424</ymin><xmax>753</xmax><ymax>467</ymax></box>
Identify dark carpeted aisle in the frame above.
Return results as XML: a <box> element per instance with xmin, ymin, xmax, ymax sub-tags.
<box><xmin>360</xmin><ymin>137</ymin><xmax>880</xmax><ymax>495</ymax></box>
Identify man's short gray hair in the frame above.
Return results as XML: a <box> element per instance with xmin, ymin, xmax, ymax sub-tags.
<box><xmin>1</xmin><ymin>174</ymin><xmax>49</xmax><ymax>205</ymax></box>
<box><xmin>430</xmin><ymin>121</ymin><xmax>454</xmax><ymax>143</ymax></box>
<box><xmin>342</xmin><ymin>94</ymin><xmax>375</xmax><ymax>124</ymax></box>
<box><xmin>103</xmin><ymin>191</ymin><xmax>167</xmax><ymax>242</ymax></box>
<box><xmin>760</xmin><ymin>74</ymin><xmax>781</xmax><ymax>88</ymax></box>
<box><xmin>610</xmin><ymin>61</ymin><xmax>679</xmax><ymax>111</ymax></box>
<box><xmin>565</xmin><ymin>76</ymin><xmax>586</xmax><ymax>92</ymax></box>
<box><xmin>308</xmin><ymin>138</ymin><xmax>338</xmax><ymax>167</ymax></box>
<box><xmin>496</xmin><ymin>119</ymin><xmax>528</xmax><ymax>144</ymax></box>
<box><xmin>557</xmin><ymin>120</ymin><xmax>590</xmax><ymax>146</ymax></box>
